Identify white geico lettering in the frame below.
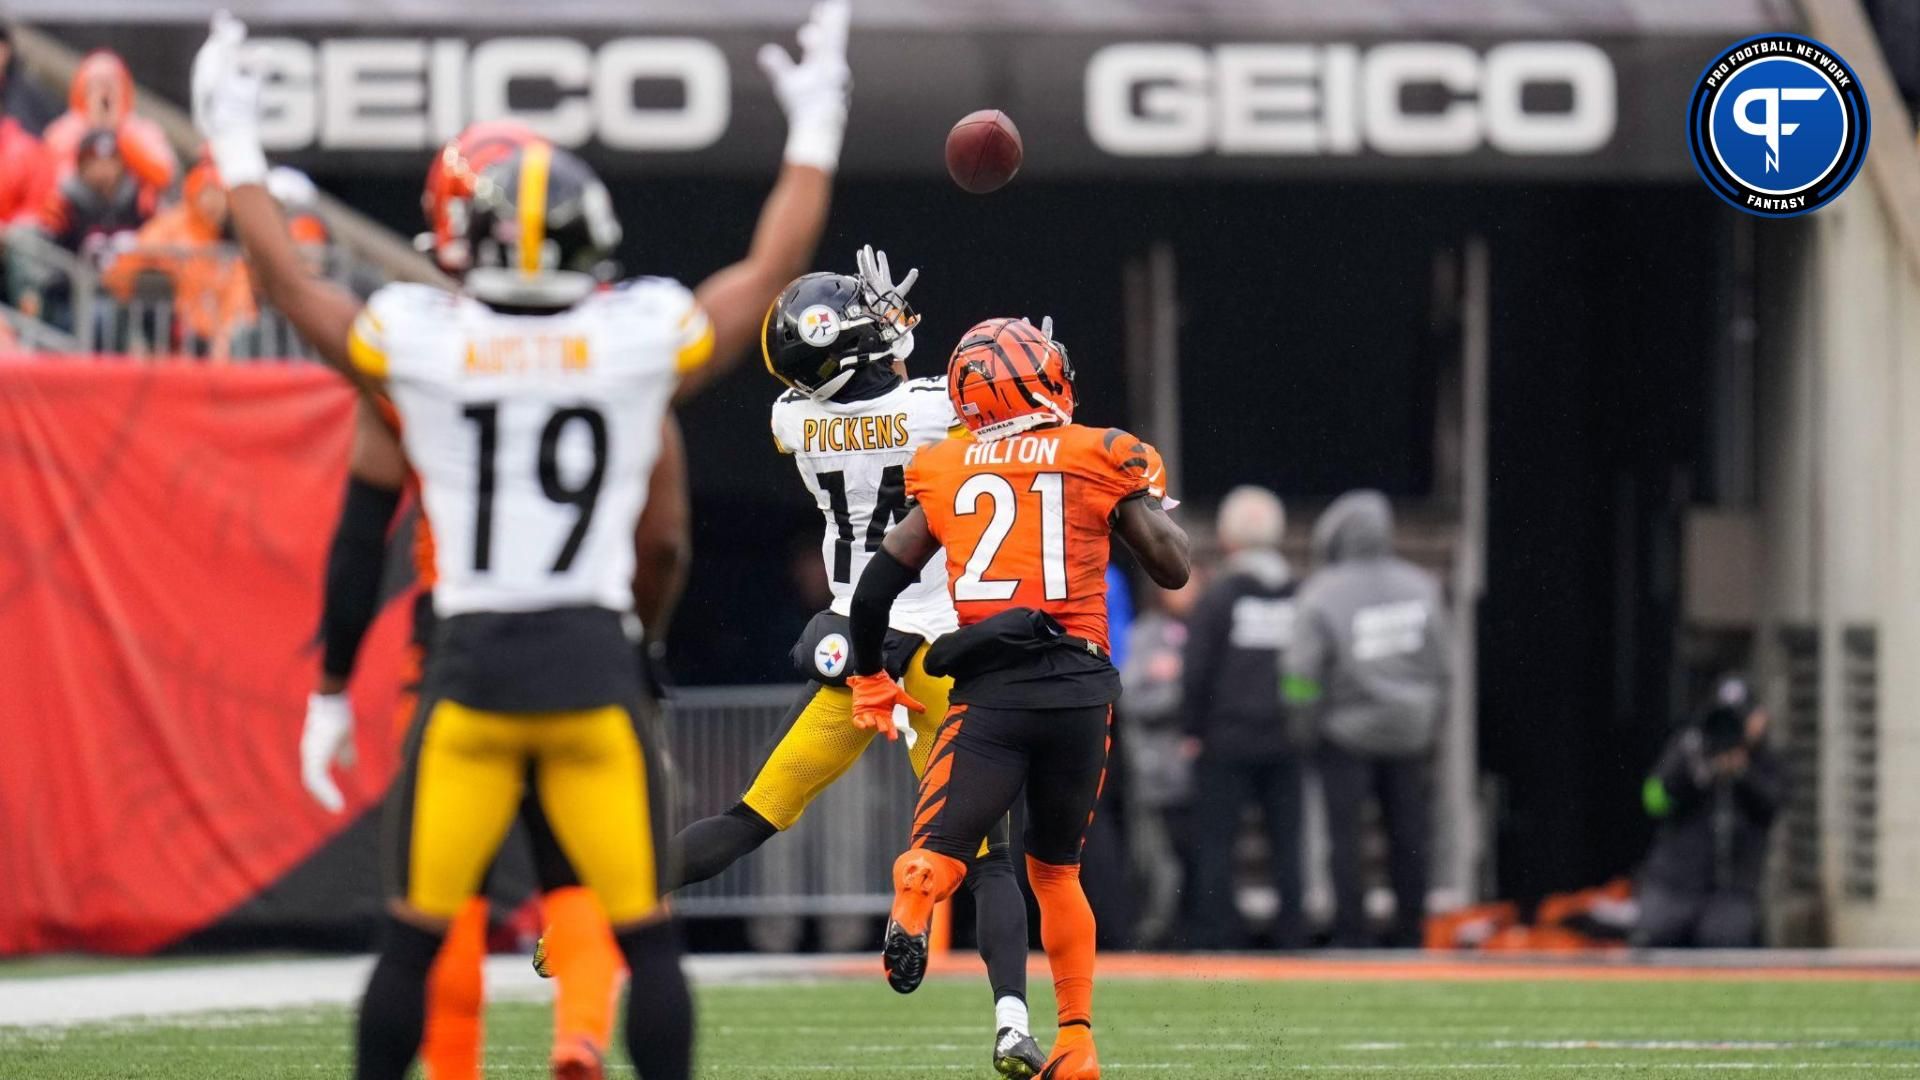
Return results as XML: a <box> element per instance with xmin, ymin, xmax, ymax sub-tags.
<box><xmin>251</xmin><ymin>36</ymin><xmax>729</xmax><ymax>152</ymax></box>
<box><xmin>1351</xmin><ymin>600</ymin><xmax>1428</xmax><ymax>662</ymax></box>
<box><xmin>1086</xmin><ymin>41</ymin><xmax>1614</xmax><ymax>158</ymax></box>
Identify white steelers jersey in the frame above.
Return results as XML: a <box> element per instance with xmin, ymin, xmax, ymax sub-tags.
<box><xmin>772</xmin><ymin>375</ymin><xmax>959</xmax><ymax>639</ymax></box>
<box><xmin>348</xmin><ymin>278</ymin><xmax>711</xmax><ymax>619</ymax></box>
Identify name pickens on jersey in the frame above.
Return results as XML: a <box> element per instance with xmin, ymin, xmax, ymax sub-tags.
<box><xmin>772</xmin><ymin>375</ymin><xmax>959</xmax><ymax>639</ymax></box>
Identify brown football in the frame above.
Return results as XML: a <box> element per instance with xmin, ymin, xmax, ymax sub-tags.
<box><xmin>945</xmin><ymin>109</ymin><xmax>1023</xmax><ymax>194</ymax></box>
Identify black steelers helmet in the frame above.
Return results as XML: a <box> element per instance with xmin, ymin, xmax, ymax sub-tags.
<box><xmin>761</xmin><ymin>272</ymin><xmax>910</xmax><ymax>399</ymax></box>
<box><xmin>460</xmin><ymin>140</ymin><xmax>622</xmax><ymax>308</ymax></box>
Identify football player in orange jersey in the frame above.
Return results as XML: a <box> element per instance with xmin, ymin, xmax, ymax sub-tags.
<box><xmin>844</xmin><ymin>317</ymin><xmax>1190</xmax><ymax>1080</ymax></box>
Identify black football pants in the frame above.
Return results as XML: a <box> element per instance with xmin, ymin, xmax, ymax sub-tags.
<box><xmin>912</xmin><ymin>703</ymin><xmax>1112</xmax><ymax>866</ymax></box>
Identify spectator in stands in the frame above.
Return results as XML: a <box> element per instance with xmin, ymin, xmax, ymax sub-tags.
<box><xmin>103</xmin><ymin>160</ymin><xmax>255</xmax><ymax>360</ymax></box>
<box><xmin>37</xmin><ymin>129</ymin><xmax>150</xmax><ymax>253</ymax></box>
<box><xmin>0</xmin><ymin>112</ymin><xmax>53</xmax><ymax>224</ymax></box>
<box><xmin>1182</xmin><ymin>486</ymin><xmax>1307</xmax><ymax>949</ymax></box>
<box><xmin>1287</xmin><ymin>490</ymin><xmax>1450</xmax><ymax>947</ymax></box>
<box><xmin>1634</xmin><ymin>676</ymin><xmax>1781</xmax><ymax>948</ymax></box>
<box><xmin>16</xmin><ymin>128</ymin><xmax>152</xmax><ymax>330</ymax></box>
<box><xmin>0</xmin><ymin>28</ymin><xmax>58</xmax><ymax>135</ymax></box>
<box><xmin>43</xmin><ymin>50</ymin><xmax>177</xmax><ymax>193</ymax></box>
<box><xmin>0</xmin><ymin>114</ymin><xmax>54</xmax><ymax>316</ymax></box>
<box><xmin>1118</xmin><ymin>575</ymin><xmax>1199</xmax><ymax>948</ymax></box>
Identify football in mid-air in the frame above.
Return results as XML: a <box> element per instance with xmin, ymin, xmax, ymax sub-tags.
<box><xmin>945</xmin><ymin>110</ymin><xmax>1023</xmax><ymax>194</ymax></box>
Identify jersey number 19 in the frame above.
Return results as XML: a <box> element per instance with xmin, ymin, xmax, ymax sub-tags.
<box><xmin>462</xmin><ymin>402</ymin><xmax>607</xmax><ymax>574</ymax></box>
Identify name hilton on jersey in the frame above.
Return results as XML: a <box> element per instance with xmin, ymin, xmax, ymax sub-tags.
<box><xmin>963</xmin><ymin>434</ymin><xmax>1061</xmax><ymax>466</ymax></box>
<box><xmin>803</xmin><ymin>412</ymin><xmax>911</xmax><ymax>453</ymax></box>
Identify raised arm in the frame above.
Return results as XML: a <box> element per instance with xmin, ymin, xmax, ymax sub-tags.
<box><xmin>679</xmin><ymin>0</ymin><xmax>850</xmax><ymax>400</ymax></box>
<box><xmin>193</xmin><ymin>13</ymin><xmax>367</xmax><ymax>383</ymax></box>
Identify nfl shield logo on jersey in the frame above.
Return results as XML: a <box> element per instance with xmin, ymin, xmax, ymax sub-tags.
<box><xmin>814</xmin><ymin>633</ymin><xmax>850</xmax><ymax>678</ymax></box>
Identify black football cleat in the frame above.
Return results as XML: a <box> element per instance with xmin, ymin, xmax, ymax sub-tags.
<box><xmin>993</xmin><ymin>1027</ymin><xmax>1046</xmax><ymax>1078</ymax></box>
<box><xmin>881</xmin><ymin>918</ymin><xmax>928</xmax><ymax>994</ymax></box>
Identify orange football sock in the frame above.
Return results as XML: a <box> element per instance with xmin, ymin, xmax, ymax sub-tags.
<box><xmin>541</xmin><ymin>886</ymin><xmax>625</xmax><ymax>1061</ymax></box>
<box><xmin>421</xmin><ymin>897</ymin><xmax>488</xmax><ymax>1080</ymax></box>
<box><xmin>1026</xmin><ymin>856</ymin><xmax>1096</xmax><ymax>1029</ymax></box>
<box><xmin>891</xmin><ymin>849</ymin><xmax>968</xmax><ymax>935</ymax></box>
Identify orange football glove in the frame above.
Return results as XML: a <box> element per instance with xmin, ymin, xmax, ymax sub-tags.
<box><xmin>847</xmin><ymin>672</ymin><xmax>925</xmax><ymax>741</ymax></box>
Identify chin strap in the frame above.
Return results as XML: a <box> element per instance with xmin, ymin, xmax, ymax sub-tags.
<box><xmin>970</xmin><ymin>392</ymin><xmax>1072</xmax><ymax>443</ymax></box>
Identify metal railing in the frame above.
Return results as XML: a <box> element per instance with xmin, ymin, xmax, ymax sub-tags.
<box><xmin>664</xmin><ymin>685</ymin><xmax>919</xmax><ymax>917</ymax></box>
<box><xmin>3</xmin><ymin>226</ymin><xmax>383</xmax><ymax>360</ymax></box>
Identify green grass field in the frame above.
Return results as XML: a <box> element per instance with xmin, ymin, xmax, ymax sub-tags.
<box><xmin>4</xmin><ymin>972</ymin><xmax>1920</xmax><ymax>1078</ymax></box>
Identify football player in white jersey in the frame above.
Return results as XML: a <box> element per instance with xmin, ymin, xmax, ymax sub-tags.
<box><xmin>663</xmin><ymin>249</ymin><xmax>1044</xmax><ymax>1077</ymax></box>
<box><xmin>190</xmin><ymin>3</ymin><xmax>852</xmax><ymax>1077</ymax></box>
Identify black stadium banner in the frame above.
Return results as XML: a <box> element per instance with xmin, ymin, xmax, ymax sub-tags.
<box><xmin>45</xmin><ymin>21</ymin><xmax>1757</xmax><ymax>182</ymax></box>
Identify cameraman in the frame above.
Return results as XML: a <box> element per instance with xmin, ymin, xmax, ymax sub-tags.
<box><xmin>1634</xmin><ymin>677</ymin><xmax>1783</xmax><ymax>948</ymax></box>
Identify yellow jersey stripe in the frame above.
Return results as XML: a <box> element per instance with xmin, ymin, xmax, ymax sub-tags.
<box><xmin>676</xmin><ymin>318</ymin><xmax>716</xmax><ymax>374</ymax></box>
<box><xmin>517</xmin><ymin>141</ymin><xmax>552</xmax><ymax>276</ymax></box>
<box><xmin>348</xmin><ymin>324</ymin><xmax>389</xmax><ymax>378</ymax></box>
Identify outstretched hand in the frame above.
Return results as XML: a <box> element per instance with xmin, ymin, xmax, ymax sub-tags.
<box><xmin>192</xmin><ymin>11</ymin><xmax>268</xmax><ymax>187</ymax></box>
<box><xmin>758</xmin><ymin>0</ymin><xmax>852</xmax><ymax>172</ymax></box>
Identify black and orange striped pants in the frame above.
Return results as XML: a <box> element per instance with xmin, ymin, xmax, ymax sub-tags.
<box><xmin>910</xmin><ymin>703</ymin><xmax>1112</xmax><ymax>865</ymax></box>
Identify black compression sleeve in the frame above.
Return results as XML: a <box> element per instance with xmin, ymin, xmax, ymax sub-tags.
<box><xmin>320</xmin><ymin>476</ymin><xmax>402</xmax><ymax>681</ymax></box>
<box><xmin>849</xmin><ymin>548</ymin><xmax>917</xmax><ymax>676</ymax></box>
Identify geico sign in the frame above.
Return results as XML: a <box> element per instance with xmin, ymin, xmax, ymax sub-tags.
<box><xmin>1087</xmin><ymin>42</ymin><xmax>1615</xmax><ymax>156</ymax></box>
<box><xmin>249</xmin><ymin>37</ymin><xmax>729</xmax><ymax>151</ymax></box>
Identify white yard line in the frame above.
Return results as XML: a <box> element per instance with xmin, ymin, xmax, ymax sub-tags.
<box><xmin>0</xmin><ymin>953</ymin><xmax>907</xmax><ymax>1028</ymax></box>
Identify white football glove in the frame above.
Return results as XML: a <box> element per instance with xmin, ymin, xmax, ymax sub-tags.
<box><xmin>191</xmin><ymin>10</ymin><xmax>268</xmax><ymax>187</ymax></box>
<box><xmin>893</xmin><ymin>703</ymin><xmax>917</xmax><ymax>751</ymax></box>
<box><xmin>856</xmin><ymin>243</ymin><xmax>920</xmax><ymax>360</ymax></box>
<box><xmin>758</xmin><ymin>0</ymin><xmax>852</xmax><ymax>172</ymax></box>
<box><xmin>300</xmin><ymin>692</ymin><xmax>358</xmax><ymax>814</ymax></box>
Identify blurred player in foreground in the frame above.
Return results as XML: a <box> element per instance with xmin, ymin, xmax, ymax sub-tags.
<box><xmin>299</xmin><ymin>102</ymin><xmax>819</xmax><ymax>1078</ymax></box>
<box><xmin>663</xmin><ymin>248</ymin><xmax>1042</xmax><ymax>1076</ymax></box>
<box><xmin>300</xmin><ymin>122</ymin><xmax>642</xmax><ymax>1080</ymax></box>
<box><xmin>193</xmin><ymin>0</ymin><xmax>851</xmax><ymax>1074</ymax></box>
<box><xmin>845</xmin><ymin>318</ymin><xmax>1190</xmax><ymax>1079</ymax></box>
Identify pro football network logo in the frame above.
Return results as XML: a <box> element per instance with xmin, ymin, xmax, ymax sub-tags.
<box><xmin>1688</xmin><ymin>34</ymin><xmax>1869</xmax><ymax>218</ymax></box>
<box><xmin>814</xmin><ymin>632</ymin><xmax>849</xmax><ymax>678</ymax></box>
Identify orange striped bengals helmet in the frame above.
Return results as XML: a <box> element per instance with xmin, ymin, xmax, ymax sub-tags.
<box><xmin>946</xmin><ymin>316</ymin><xmax>1076</xmax><ymax>442</ymax></box>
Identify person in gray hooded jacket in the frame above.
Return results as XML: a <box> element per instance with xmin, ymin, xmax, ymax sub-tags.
<box><xmin>1286</xmin><ymin>490</ymin><xmax>1450</xmax><ymax>947</ymax></box>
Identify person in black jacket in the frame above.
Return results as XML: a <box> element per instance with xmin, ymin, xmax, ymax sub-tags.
<box><xmin>0</xmin><ymin>29</ymin><xmax>58</xmax><ymax>135</ymax></box>
<box><xmin>1182</xmin><ymin>486</ymin><xmax>1307</xmax><ymax>948</ymax></box>
<box><xmin>1634</xmin><ymin>676</ymin><xmax>1782</xmax><ymax>948</ymax></box>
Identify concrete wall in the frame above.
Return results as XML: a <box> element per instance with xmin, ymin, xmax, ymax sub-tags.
<box><xmin>1754</xmin><ymin>151</ymin><xmax>1920</xmax><ymax>946</ymax></box>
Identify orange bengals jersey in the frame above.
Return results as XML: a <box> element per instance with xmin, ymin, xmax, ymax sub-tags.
<box><xmin>905</xmin><ymin>423</ymin><xmax>1155</xmax><ymax>652</ymax></box>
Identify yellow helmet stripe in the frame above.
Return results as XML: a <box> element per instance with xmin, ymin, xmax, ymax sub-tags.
<box><xmin>517</xmin><ymin>141</ymin><xmax>552</xmax><ymax>276</ymax></box>
<box><xmin>760</xmin><ymin>298</ymin><xmax>793</xmax><ymax>387</ymax></box>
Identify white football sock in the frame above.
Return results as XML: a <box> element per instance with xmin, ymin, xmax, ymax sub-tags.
<box><xmin>995</xmin><ymin>995</ymin><xmax>1030</xmax><ymax>1035</ymax></box>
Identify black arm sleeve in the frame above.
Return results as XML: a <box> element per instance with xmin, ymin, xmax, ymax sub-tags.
<box><xmin>319</xmin><ymin>476</ymin><xmax>402</xmax><ymax>681</ymax></box>
<box><xmin>849</xmin><ymin>548</ymin><xmax>918</xmax><ymax>677</ymax></box>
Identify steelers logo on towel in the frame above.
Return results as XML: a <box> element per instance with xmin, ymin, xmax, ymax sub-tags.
<box><xmin>814</xmin><ymin>633</ymin><xmax>849</xmax><ymax>678</ymax></box>
<box><xmin>797</xmin><ymin>304</ymin><xmax>842</xmax><ymax>348</ymax></box>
